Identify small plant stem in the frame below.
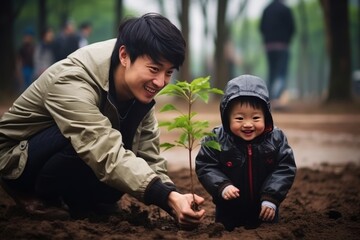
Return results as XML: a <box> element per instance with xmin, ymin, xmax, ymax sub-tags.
<box><xmin>187</xmin><ymin>93</ymin><xmax>196</xmax><ymax>204</ymax></box>
<box><xmin>189</xmin><ymin>147</ymin><xmax>195</xmax><ymax>200</ymax></box>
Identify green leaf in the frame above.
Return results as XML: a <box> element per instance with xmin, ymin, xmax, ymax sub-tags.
<box><xmin>159</xmin><ymin>104</ymin><xmax>177</xmax><ymax>112</ymax></box>
<box><xmin>208</xmin><ymin>88</ymin><xmax>224</xmax><ymax>95</ymax></box>
<box><xmin>160</xmin><ymin>142</ymin><xmax>175</xmax><ymax>151</ymax></box>
<box><xmin>178</xmin><ymin>132</ymin><xmax>188</xmax><ymax>145</ymax></box>
<box><xmin>196</xmin><ymin>91</ymin><xmax>209</xmax><ymax>103</ymax></box>
<box><xmin>158</xmin><ymin>121</ymin><xmax>172</xmax><ymax>127</ymax></box>
<box><xmin>203</xmin><ymin>140</ymin><xmax>221</xmax><ymax>151</ymax></box>
<box><xmin>158</xmin><ymin>84</ymin><xmax>187</xmax><ymax>99</ymax></box>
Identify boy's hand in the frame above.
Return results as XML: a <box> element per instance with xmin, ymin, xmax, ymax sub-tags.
<box><xmin>259</xmin><ymin>205</ymin><xmax>276</xmax><ymax>221</ymax></box>
<box><xmin>221</xmin><ymin>185</ymin><xmax>240</xmax><ymax>200</ymax></box>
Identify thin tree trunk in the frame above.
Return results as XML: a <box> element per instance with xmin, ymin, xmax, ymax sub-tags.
<box><xmin>320</xmin><ymin>0</ymin><xmax>351</xmax><ymax>102</ymax></box>
<box><xmin>214</xmin><ymin>0</ymin><xmax>229</xmax><ymax>90</ymax></box>
<box><xmin>114</xmin><ymin>0</ymin><xmax>123</xmax><ymax>35</ymax></box>
<box><xmin>0</xmin><ymin>0</ymin><xmax>16</xmax><ymax>95</ymax></box>
<box><xmin>38</xmin><ymin>0</ymin><xmax>47</xmax><ymax>37</ymax></box>
<box><xmin>179</xmin><ymin>0</ymin><xmax>190</xmax><ymax>82</ymax></box>
<box><xmin>297</xmin><ymin>0</ymin><xmax>310</xmax><ymax>99</ymax></box>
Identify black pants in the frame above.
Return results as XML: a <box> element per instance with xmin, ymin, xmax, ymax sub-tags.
<box><xmin>266</xmin><ymin>49</ymin><xmax>289</xmax><ymax>100</ymax></box>
<box><xmin>3</xmin><ymin>125</ymin><xmax>122</xmax><ymax>210</ymax></box>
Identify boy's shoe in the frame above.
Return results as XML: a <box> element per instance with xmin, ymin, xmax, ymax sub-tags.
<box><xmin>0</xmin><ymin>179</ymin><xmax>70</xmax><ymax>220</ymax></box>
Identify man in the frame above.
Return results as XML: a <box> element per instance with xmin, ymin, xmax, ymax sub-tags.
<box><xmin>260</xmin><ymin>0</ymin><xmax>295</xmax><ymax>107</ymax></box>
<box><xmin>0</xmin><ymin>13</ymin><xmax>205</xmax><ymax>228</ymax></box>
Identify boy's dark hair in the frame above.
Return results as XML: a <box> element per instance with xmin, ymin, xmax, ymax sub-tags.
<box><xmin>111</xmin><ymin>13</ymin><xmax>186</xmax><ymax>70</ymax></box>
<box><xmin>227</xmin><ymin>96</ymin><xmax>266</xmax><ymax>118</ymax></box>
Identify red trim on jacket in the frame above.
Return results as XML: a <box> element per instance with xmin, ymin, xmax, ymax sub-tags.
<box><xmin>247</xmin><ymin>144</ymin><xmax>254</xmax><ymax>200</ymax></box>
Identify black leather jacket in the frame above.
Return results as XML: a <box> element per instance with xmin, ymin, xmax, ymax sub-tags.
<box><xmin>195</xmin><ymin>75</ymin><xmax>296</xmax><ymax>221</ymax></box>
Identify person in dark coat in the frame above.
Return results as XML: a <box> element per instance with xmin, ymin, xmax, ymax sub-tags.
<box><xmin>53</xmin><ymin>20</ymin><xmax>80</xmax><ymax>61</ymax></box>
<box><xmin>195</xmin><ymin>75</ymin><xmax>296</xmax><ymax>231</ymax></box>
<box><xmin>260</xmin><ymin>0</ymin><xmax>295</xmax><ymax>106</ymax></box>
<box><xmin>18</xmin><ymin>27</ymin><xmax>35</xmax><ymax>91</ymax></box>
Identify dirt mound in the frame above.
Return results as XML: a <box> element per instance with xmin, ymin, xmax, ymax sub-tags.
<box><xmin>1</xmin><ymin>164</ymin><xmax>359</xmax><ymax>239</ymax></box>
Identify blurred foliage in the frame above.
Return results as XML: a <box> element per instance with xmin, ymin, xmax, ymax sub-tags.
<box><xmin>11</xmin><ymin>0</ymin><xmax>360</xmax><ymax>102</ymax></box>
<box><xmin>231</xmin><ymin>0</ymin><xmax>359</xmax><ymax>100</ymax></box>
<box><xmin>14</xmin><ymin>0</ymin><xmax>137</xmax><ymax>48</ymax></box>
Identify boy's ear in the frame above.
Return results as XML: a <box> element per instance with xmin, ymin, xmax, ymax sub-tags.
<box><xmin>119</xmin><ymin>45</ymin><xmax>127</xmax><ymax>67</ymax></box>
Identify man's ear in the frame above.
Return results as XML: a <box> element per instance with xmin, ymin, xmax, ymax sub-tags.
<box><xmin>119</xmin><ymin>45</ymin><xmax>127</xmax><ymax>67</ymax></box>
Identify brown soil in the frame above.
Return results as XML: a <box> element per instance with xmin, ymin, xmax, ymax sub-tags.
<box><xmin>1</xmin><ymin>165</ymin><xmax>360</xmax><ymax>239</ymax></box>
<box><xmin>1</xmin><ymin>100</ymin><xmax>360</xmax><ymax>239</ymax></box>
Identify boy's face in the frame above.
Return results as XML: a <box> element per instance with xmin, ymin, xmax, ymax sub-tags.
<box><xmin>115</xmin><ymin>46</ymin><xmax>175</xmax><ymax>103</ymax></box>
<box><xmin>228</xmin><ymin>102</ymin><xmax>265</xmax><ymax>141</ymax></box>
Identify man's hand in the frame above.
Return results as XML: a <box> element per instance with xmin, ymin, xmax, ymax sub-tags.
<box><xmin>221</xmin><ymin>185</ymin><xmax>240</xmax><ymax>200</ymax></box>
<box><xmin>167</xmin><ymin>192</ymin><xmax>205</xmax><ymax>229</ymax></box>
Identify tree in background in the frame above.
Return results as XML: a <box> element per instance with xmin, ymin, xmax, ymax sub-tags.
<box><xmin>320</xmin><ymin>0</ymin><xmax>352</xmax><ymax>102</ymax></box>
<box><xmin>0</xmin><ymin>1</ymin><xmax>26</xmax><ymax>97</ymax></box>
<box><xmin>114</xmin><ymin>0</ymin><xmax>123</xmax><ymax>35</ymax></box>
<box><xmin>296</xmin><ymin>0</ymin><xmax>310</xmax><ymax>99</ymax></box>
<box><xmin>178</xmin><ymin>0</ymin><xmax>191</xmax><ymax>82</ymax></box>
<box><xmin>157</xmin><ymin>0</ymin><xmax>190</xmax><ymax>82</ymax></box>
<box><xmin>3</xmin><ymin>0</ymin><xmax>359</xmax><ymax>105</ymax></box>
<box><xmin>201</xmin><ymin>0</ymin><xmax>248</xmax><ymax>91</ymax></box>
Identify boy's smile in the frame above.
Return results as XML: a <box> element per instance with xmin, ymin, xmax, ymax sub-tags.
<box><xmin>229</xmin><ymin>103</ymin><xmax>265</xmax><ymax>141</ymax></box>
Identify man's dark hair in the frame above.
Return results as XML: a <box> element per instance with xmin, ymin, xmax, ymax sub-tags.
<box><xmin>111</xmin><ymin>13</ymin><xmax>186</xmax><ymax>70</ymax></box>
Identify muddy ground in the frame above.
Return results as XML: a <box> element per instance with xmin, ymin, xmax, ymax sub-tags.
<box><xmin>0</xmin><ymin>100</ymin><xmax>360</xmax><ymax>239</ymax></box>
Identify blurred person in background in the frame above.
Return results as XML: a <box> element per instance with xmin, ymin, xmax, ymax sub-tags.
<box><xmin>33</xmin><ymin>27</ymin><xmax>55</xmax><ymax>79</ymax></box>
<box><xmin>18</xmin><ymin>27</ymin><xmax>35</xmax><ymax>91</ymax></box>
<box><xmin>53</xmin><ymin>20</ymin><xmax>80</xmax><ymax>61</ymax></box>
<box><xmin>78</xmin><ymin>21</ymin><xmax>92</xmax><ymax>48</ymax></box>
<box><xmin>260</xmin><ymin>0</ymin><xmax>295</xmax><ymax>109</ymax></box>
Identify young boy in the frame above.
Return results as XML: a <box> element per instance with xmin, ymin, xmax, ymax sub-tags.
<box><xmin>195</xmin><ymin>74</ymin><xmax>296</xmax><ymax>230</ymax></box>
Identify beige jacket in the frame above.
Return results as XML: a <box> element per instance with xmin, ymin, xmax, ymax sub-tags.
<box><xmin>0</xmin><ymin>39</ymin><xmax>172</xmax><ymax>201</ymax></box>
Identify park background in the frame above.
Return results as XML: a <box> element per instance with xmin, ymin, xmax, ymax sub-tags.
<box><xmin>0</xmin><ymin>1</ymin><xmax>360</xmax><ymax>239</ymax></box>
<box><xmin>0</xmin><ymin>0</ymin><xmax>360</xmax><ymax>105</ymax></box>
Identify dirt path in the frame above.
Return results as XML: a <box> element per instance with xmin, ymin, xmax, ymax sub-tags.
<box><xmin>156</xmin><ymin>100</ymin><xmax>360</xmax><ymax>171</ymax></box>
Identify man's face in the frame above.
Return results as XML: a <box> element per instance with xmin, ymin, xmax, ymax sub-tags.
<box><xmin>116</xmin><ymin>46</ymin><xmax>175</xmax><ymax>104</ymax></box>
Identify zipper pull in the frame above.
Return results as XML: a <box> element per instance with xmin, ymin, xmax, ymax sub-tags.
<box><xmin>247</xmin><ymin>144</ymin><xmax>252</xmax><ymax>156</ymax></box>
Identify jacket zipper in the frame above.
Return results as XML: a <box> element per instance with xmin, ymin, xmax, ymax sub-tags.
<box><xmin>247</xmin><ymin>144</ymin><xmax>254</xmax><ymax>200</ymax></box>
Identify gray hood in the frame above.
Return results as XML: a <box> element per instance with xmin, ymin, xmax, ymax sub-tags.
<box><xmin>220</xmin><ymin>75</ymin><xmax>274</xmax><ymax>134</ymax></box>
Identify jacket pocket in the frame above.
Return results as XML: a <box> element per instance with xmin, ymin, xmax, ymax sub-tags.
<box><xmin>219</xmin><ymin>148</ymin><xmax>245</xmax><ymax>168</ymax></box>
<box><xmin>0</xmin><ymin>140</ymin><xmax>29</xmax><ymax>179</ymax></box>
<box><xmin>259</xmin><ymin>143</ymin><xmax>277</xmax><ymax>166</ymax></box>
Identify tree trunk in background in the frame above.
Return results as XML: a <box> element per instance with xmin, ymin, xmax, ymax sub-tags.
<box><xmin>199</xmin><ymin>0</ymin><xmax>210</xmax><ymax>77</ymax></box>
<box><xmin>358</xmin><ymin>0</ymin><xmax>360</xmax><ymax>70</ymax></box>
<box><xmin>297</xmin><ymin>0</ymin><xmax>310</xmax><ymax>99</ymax></box>
<box><xmin>58</xmin><ymin>0</ymin><xmax>71</xmax><ymax>27</ymax></box>
<box><xmin>178</xmin><ymin>0</ymin><xmax>190</xmax><ymax>82</ymax></box>
<box><xmin>38</xmin><ymin>0</ymin><xmax>47</xmax><ymax>37</ymax></box>
<box><xmin>0</xmin><ymin>1</ymin><xmax>22</xmax><ymax>97</ymax></box>
<box><xmin>214</xmin><ymin>0</ymin><xmax>229</xmax><ymax>90</ymax></box>
<box><xmin>320</xmin><ymin>0</ymin><xmax>351</xmax><ymax>102</ymax></box>
<box><xmin>114</xmin><ymin>0</ymin><xmax>123</xmax><ymax>36</ymax></box>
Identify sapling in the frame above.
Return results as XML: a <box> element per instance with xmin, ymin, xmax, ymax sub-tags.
<box><xmin>157</xmin><ymin>76</ymin><xmax>223</xmax><ymax>210</ymax></box>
